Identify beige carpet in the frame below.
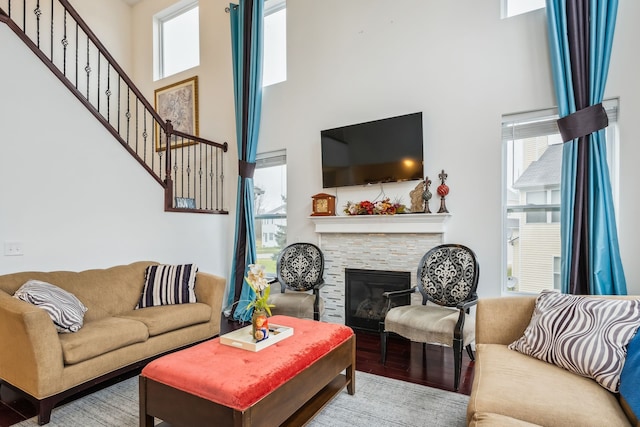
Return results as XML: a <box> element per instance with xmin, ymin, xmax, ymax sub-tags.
<box><xmin>15</xmin><ymin>371</ymin><xmax>469</xmax><ymax>427</ymax></box>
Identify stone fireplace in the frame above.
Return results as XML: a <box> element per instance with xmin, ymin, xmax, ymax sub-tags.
<box><xmin>310</xmin><ymin>213</ymin><xmax>450</xmax><ymax>324</ymax></box>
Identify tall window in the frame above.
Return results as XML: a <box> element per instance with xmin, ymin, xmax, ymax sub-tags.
<box><xmin>502</xmin><ymin>99</ymin><xmax>619</xmax><ymax>294</ymax></box>
<box><xmin>154</xmin><ymin>1</ymin><xmax>200</xmax><ymax>80</ymax></box>
<box><xmin>254</xmin><ymin>150</ymin><xmax>287</xmax><ymax>276</ymax></box>
<box><xmin>263</xmin><ymin>0</ymin><xmax>287</xmax><ymax>87</ymax></box>
<box><xmin>502</xmin><ymin>0</ymin><xmax>545</xmax><ymax>18</ymax></box>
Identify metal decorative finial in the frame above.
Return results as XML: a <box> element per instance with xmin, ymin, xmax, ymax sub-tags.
<box><xmin>422</xmin><ymin>176</ymin><xmax>432</xmax><ymax>213</ymax></box>
<box><xmin>437</xmin><ymin>169</ymin><xmax>449</xmax><ymax>213</ymax></box>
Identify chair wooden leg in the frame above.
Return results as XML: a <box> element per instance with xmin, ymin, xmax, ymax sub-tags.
<box><xmin>380</xmin><ymin>328</ymin><xmax>388</xmax><ymax>365</ymax></box>
<box><xmin>466</xmin><ymin>344</ymin><xmax>475</xmax><ymax>361</ymax></box>
<box><xmin>453</xmin><ymin>338</ymin><xmax>463</xmax><ymax>391</ymax></box>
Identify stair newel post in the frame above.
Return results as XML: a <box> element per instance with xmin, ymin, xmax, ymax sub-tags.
<box><xmin>164</xmin><ymin>120</ymin><xmax>174</xmax><ymax>210</ymax></box>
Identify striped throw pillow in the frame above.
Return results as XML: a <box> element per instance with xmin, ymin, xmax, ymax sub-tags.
<box><xmin>508</xmin><ymin>290</ymin><xmax>640</xmax><ymax>393</ymax></box>
<box><xmin>137</xmin><ymin>264</ymin><xmax>198</xmax><ymax>308</ymax></box>
<box><xmin>14</xmin><ymin>280</ymin><xmax>88</xmax><ymax>333</ymax></box>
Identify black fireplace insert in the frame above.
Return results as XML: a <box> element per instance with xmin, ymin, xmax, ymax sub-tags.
<box><xmin>345</xmin><ymin>268</ymin><xmax>411</xmax><ymax>332</ymax></box>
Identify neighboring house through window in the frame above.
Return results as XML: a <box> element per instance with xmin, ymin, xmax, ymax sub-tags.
<box><xmin>503</xmin><ymin>99</ymin><xmax>619</xmax><ymax>294</ymax></box>
<box><xmin>154</xmin><ymin>0</ymin><xmax>200</xmax><ymax>80</ymax></box>
<box><xmin>254</xmin><ymin>150</ymin><xmax>287</xmax><ymax>276</ymax></box>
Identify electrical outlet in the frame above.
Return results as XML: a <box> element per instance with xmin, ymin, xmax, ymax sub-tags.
<box><xmin>4</xmin><ymin>241</ymin><xmax>23</xmax><ymax>256</ymax></box>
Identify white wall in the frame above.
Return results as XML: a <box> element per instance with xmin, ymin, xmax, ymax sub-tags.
<box><xmin>0</xmin><ymin>23</ymin><xmax>230</xmax><ymax>278</ymax></box>
<box><xmin>255</xmin><ymin>0</ymin><xmax>640</xmax><ymax>297</ymax></box>
<box><xmin>3</xmin><ymin>0</ymin><xmax>638</xmax><ymax>298</ymax></box>
<box><xmin>71</xmin><ymin>0</ymin><xmax>134</xmax><ymax>75</ymax></box>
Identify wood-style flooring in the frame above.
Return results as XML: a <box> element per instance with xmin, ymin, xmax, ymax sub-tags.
<box><xmin>0</xmin><ymin>320</ymin><xmax>474</xmax><ymax>426</ymax></box>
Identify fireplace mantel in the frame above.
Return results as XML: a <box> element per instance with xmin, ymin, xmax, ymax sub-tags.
<box><xmin>310</xmin><ymin>213</ymin><xmax>450</xmax><ymax>234</ymax></box>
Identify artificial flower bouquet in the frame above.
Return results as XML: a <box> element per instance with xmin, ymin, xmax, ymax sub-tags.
<box><xmin>245</xmin><ymin>264</ymin><xmax>274</xmax><ymax>315</ymax></box>
<box><xmin>343</xmin><ymin>197</ymin><xmax>406</xmax><ymax>215</ymax></box>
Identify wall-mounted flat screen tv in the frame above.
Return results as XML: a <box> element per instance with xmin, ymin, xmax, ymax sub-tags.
<box><xmin>321</xmin><ymin>112</ymin><xmax>424</xmax><ymax>188</ymax></box>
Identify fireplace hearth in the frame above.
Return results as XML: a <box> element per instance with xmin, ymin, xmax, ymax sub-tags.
<box><xmin>345</xmin><ymin>268</ymin><xmax>411</xmax><ymax>332</ymax></box>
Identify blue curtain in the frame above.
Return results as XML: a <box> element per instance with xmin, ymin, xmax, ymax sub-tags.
<box><xmin>226</xmin><ymin>0</ymin><xmax>264</xmax><ymax>321</ymax></box>
<box><xmin>546</xmin><ymin>0</ymin><xmax>626</xmax><ymax>295</ymax></box>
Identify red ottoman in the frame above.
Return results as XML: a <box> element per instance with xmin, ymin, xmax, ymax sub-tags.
<box><xmin>139</xmin><ymin>315</ymin><xmax>355</xmax><ymax>427</ymax></box>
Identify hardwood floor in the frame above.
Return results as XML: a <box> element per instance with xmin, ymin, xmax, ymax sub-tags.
<box><xmin>0</xmin><ymin>320</ymin><xmax>474</xmax><ymax>426</ymax></box>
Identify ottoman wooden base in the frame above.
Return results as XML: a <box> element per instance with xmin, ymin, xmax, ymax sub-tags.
<box><xmin>139</xmin><ymin>317</ymin><xmax>355</xmax><ymax>427</ymax></box>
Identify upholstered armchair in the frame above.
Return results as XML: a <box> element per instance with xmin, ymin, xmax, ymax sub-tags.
<box><xmin>380</xmin><ymin>244</ymin><xmax>479</xmax><ymax>391</ymax></box>
<box><xmin>267</xmin><ymin>243</ymin><xmax>326</xmax><ymax>321</ymax></box>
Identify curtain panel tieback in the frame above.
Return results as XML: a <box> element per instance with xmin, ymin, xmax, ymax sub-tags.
<box><xmin>239</xmin><ymin>160</ymin><xmax>256</xmax><ymax>178</ymax></box>
<box><xmin>557</xmin><ymin>103</ymin><xmax>609</xmax><ymax>143</ymax></box>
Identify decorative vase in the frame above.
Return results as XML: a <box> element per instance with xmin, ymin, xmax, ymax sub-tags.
<box><xmin>251</xmin><ymin>308</ymin><xmax>269</xmax><ymax>342</ymax></box>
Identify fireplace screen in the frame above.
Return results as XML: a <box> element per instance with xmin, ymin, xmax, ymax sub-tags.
<box><xmin>345</xmin><ymin>268</ymin><xmax>411</xmax><ymax>332</ymax></box>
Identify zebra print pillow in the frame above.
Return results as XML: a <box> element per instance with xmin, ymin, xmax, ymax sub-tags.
<box><xmin>508</xmin><ymin>290</ymin><xmax>640</xmax><ymax>393</ymax></box>
<box><xmin>137</xmin><ymin>264</ymin><xmax>198</xmax><ymax>308</ymax></box>
<box><xmin>14</xmin><ymin>280</ymin><xmax>88</xmax><ymax>333</ymax></box>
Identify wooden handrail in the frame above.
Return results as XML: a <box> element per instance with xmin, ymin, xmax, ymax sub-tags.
<box><xmin>170</xmin><ymin>128</ymin><xmax>229</xmax><ymax>152</ymax></box>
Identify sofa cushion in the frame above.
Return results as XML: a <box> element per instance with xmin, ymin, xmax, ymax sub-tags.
<box><xmin>118</xmin><ymin>303</ymin><xmax>212</xmax><ymax>336</ymax></box>
<box><xmin>469</xmin><ymin>343</ymin><xmax>631</xmax><ymax>427</ymax></box>
<box><xmin>137</xmin><ymin>264</ymin><xmax>198</xmax><ymax>308</ymax></box>
<box><xmin>620</xmin><ymin>331</ymin><xmax>640</xmax><ymax>425</ymax></box>
<box><xmin>508</xmin><ymin>290</ymin><xmax>640</xmax><ymax>392</ymax></box>
<box><xmin>13</xmin><ymin>280</ymin><xmax>88</xmax><ymax>333</ymax></box>
<box><xmin>59</xmin><ymin>317</ymin><xmax>149</xmax><ymax>365</ymax></box>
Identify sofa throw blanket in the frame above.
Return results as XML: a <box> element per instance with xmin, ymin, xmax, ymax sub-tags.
<box><xmin>14</xmin><ymin>280</ymin><xmax>88</xmax><ymax>333</ymax></box>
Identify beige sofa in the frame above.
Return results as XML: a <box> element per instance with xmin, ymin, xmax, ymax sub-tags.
<box><xmin>0</xmin><ymin>261</ymin><xmax>226</xmax><ymax>425</ymax></box>
<box><xmin>467</xmin><ymin>296</ymin><xmax>637</xmax><ymax>427</ymax></box>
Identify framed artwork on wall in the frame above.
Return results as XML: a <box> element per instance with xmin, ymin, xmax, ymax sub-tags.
<box><xmin>154</xmin><ymin>76</ymin><xmax>199</xmax><ymax>151</ymax></box>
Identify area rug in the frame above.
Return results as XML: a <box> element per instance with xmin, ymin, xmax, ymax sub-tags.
<box><xmin>14</xmin><ymin>371</ymin><xmax>469</xmax><ymax>427</ymax></box>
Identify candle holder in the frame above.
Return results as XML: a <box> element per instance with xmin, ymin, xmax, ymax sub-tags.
<box><xmin>422</xmin><ymin>176</ymin><xmax>432</xmax><ymax>213</ymax></box>
<box><xmin>437</xmin><ymin>170</ymin><xmax>449</xmax><ymax>214</ymax></box>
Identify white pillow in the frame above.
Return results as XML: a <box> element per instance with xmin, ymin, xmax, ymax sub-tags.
<box><xmin>14</xmin><ymin>280</ymin><xmax>88</xmax><ymax>333</ymax></box>
<box><xmin>509</xmin><ymin>290</ymin><xmax>640</xmax><ymax>392</ymax></box>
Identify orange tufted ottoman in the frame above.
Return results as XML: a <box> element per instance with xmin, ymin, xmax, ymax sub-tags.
<box><xmin>139</xmin><ymin>315</ymin><xmax>355</xmax><ymax>427</ymax></box>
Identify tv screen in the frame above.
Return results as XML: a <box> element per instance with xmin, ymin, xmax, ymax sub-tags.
<box><xmin>321</xmin><ymin>112</ymin><xmax>424</xmax><ymax>188</ymax></box>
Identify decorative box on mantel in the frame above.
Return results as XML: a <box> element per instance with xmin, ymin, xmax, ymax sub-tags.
<box><xmin>309</xmin><ymin>213</ymin><xmax>451</xmax><ymax>234</ymax></box>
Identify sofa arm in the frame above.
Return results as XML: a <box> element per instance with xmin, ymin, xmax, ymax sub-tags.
<box><xmin>0</xmin><ymin>290</ymin><xmax>64</xmax><ymax>398</ymax></box>
<box><xmin>476</xmin><ymin>296</ymin><xmax>537</xmax><ymax>345</ymax></box>
<box><xmin>194</xmin><ymin>272</ymin><xmax>226</xmax><ymax>336</ymax></box>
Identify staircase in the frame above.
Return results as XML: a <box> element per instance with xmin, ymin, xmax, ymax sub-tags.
<box><xmin>0</xmin><ymin>0</ymin><xmax>228</xmax><ymax>214</ymax></box>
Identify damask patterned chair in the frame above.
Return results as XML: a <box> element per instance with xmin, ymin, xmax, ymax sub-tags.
<box><xmin>267</xmin><ymin>243</ymin><xmax>326</xmax><ymax>321</ymax></box>
<box><xmin>380</xmin><ymin>244</ymin><xmax>479</xmax><ymax>391</ymax></box>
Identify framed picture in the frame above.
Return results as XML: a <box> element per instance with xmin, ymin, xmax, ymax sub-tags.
<box><xmin>154</xmin><ymin>76</ymin><xmax>199</xmax><ymax>151</ymax></box>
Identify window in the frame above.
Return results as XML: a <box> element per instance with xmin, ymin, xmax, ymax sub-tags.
<box><xmin>254</xmin><ymin>150</ymin><xmax>287</xmax><ymax>276</ymax></box>
<box><xmin>503</xmin><ymin>99</ymin><xmax>619</xmax><ymax>294</ymax></box>
<box><xmin>502</xmin><ymin>0</ymin><xmax>545</xmax><ymax>18</ymax></box>
<box><xmin>154</xmin><ymin>1</ymin><xmax>200</xmax><ymax>80</ymax></box>
<box><xmin>263</xmin><ymin>0</ymin><xmax>286</xmax><ymax>86</ymax></box>
<box><xmin>525</xmin><ymin>190</ymin><xmax>560</xmax><ymax>224</ymax></box>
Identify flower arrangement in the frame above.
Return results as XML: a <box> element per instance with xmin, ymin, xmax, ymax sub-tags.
<box><xmin>245</xmin><ymin>264</ymin><xmax>274</xmax><ymax>315</ymax></box>
<box><xmin>343</xmin><ymin>198</ymin><xmax>407</xmax><ymax>215</ymax></box>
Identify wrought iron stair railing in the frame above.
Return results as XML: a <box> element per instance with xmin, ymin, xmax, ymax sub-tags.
<box><xmin>0</xmin><ymin>0</ymin><xmax>228</xmax><ymax>213</ymax></box>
